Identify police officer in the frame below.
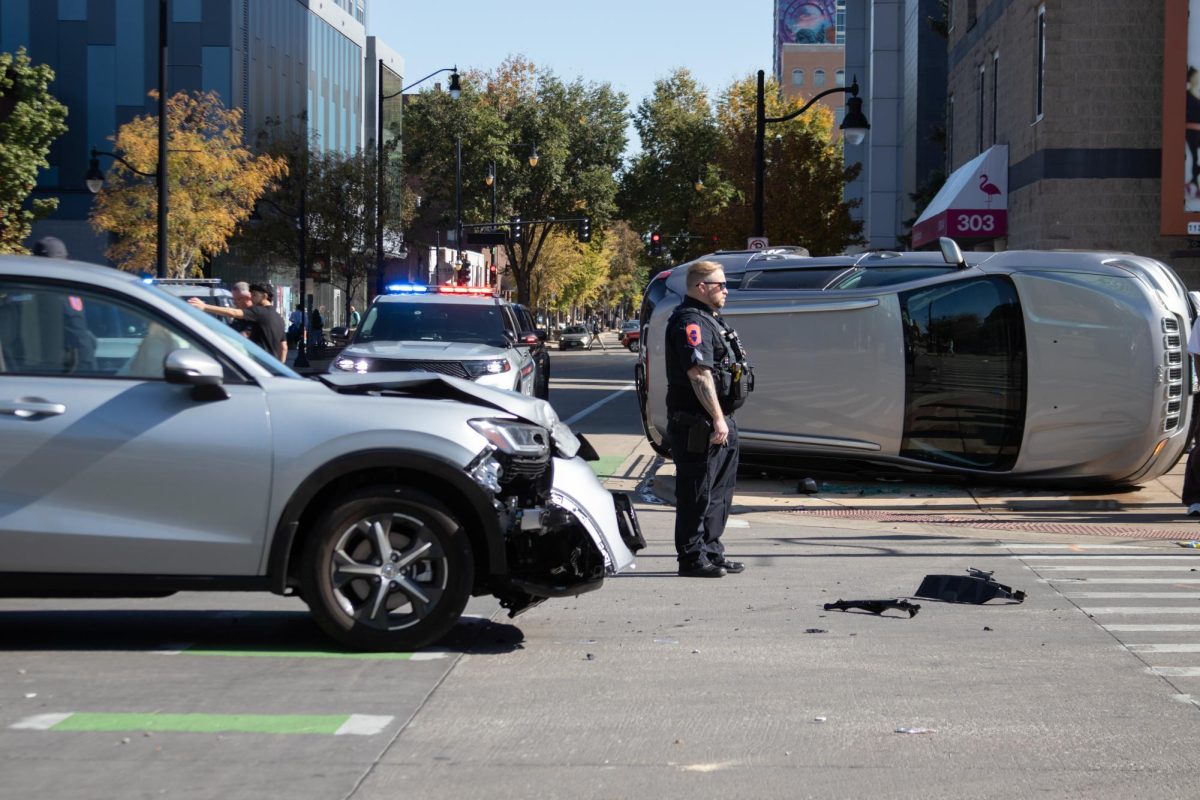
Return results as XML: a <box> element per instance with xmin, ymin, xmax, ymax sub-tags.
<box><xmin>664</xmin><ymin>260</ymin><xmax>753</xmax><ymax>577</ymax></box>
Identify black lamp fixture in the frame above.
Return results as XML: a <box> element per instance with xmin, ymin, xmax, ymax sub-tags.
<box><xmin>752</xmin><ymin>69</ymin><xmax>870</xmax><ymax>238</ymax></box>
<box><xmin>376</xmin><ymin>63</ymin><xmax>460</xmax><ymax>296</ymax></box>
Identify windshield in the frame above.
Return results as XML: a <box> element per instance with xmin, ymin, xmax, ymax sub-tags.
<box><xmin>139</xmin><ymin>283</ymin><xmax>302</xmax><ymax>378</ymax></box>
<box><xmin>565</xmin><ymin>325</ymin><xmax>588</xmax><ymax>334</ymax></box>
<box><xmin>357</xmin><ymin>301</ymin><xmax>508</xmax><ymax>347</ymax></box>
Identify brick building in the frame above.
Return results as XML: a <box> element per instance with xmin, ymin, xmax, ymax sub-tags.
<box><xmin>939</xmin><ymin>0</ymin><xmax>1198</xmax><ymax>285</ymax></box>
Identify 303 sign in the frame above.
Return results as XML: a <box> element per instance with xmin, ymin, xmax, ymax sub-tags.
<box><xmin>948</xmin><ymin>210</ymin><xmax>1007</xmax><ymax>238</ymax></box>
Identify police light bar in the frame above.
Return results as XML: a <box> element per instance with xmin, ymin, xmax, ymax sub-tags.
<box><xmin>436</xmin><ymin>286</ymin><xmax>496</xmax><ymax>295</ymax></box>
<box><xmin>385</xmin><ymin>283</ymin><xmax>429</xmax><ymax>294</ymax></box>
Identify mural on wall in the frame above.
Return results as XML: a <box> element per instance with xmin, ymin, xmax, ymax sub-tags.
<box><xmin>1188</xmin><ymin>0</ymin><xmax>1200</xmax><ymax>211</ymax></box>
<box><xmin>776</xmin><ymin>0</ymin><xmax>837</xmax><ymax>46</ymax></box>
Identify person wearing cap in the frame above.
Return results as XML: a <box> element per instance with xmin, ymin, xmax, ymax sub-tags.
<box><xmin>188</xmin><ymin>282</ymin><xmax>286</xmax><ymax>361</ymax></box>
<box><xmin>32</xmin><ymin>236</ymin><xmax>69</xmax><ymax>258</ymax></box>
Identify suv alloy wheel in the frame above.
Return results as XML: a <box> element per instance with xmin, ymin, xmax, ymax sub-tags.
<box><xmin>302</xmin><ymin>486</ymin><xmax>474</xmax><ymax>651</ymax></box>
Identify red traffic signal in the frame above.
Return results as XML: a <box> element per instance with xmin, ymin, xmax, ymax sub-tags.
<box><xmin>649</xmin><ymin>231</ymin><xmax>662</xmax><ymax>255</ymax></box>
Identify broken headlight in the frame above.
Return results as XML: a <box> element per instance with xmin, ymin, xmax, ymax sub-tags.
<box><xmin>468</xmin><ymin>419</ymin><xmax>550</xmax><ymax>458</ymax></box>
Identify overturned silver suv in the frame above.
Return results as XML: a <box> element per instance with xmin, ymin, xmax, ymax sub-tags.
<box><xmin>0</xmin><ymin>256</ymin><xmax>642</xmax><ymax>650</ymax></box>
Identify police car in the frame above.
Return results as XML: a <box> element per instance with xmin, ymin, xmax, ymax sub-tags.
<box><xmin>636</xmin><ymin>239</ymin><xmax>1195</xmax><ymax>488</ymax></box>
<box><xmin>331</xmin><ymin>284</ymin><xmax>539</xmax><ymax>396</ymax></box>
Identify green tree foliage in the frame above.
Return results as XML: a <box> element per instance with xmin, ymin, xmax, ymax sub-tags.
<box><xmin>0</xmin><ymin>48</ymin><xmax>68</xmax><ymax>253</ymax></box>
<box><xmin>90</xmin><ymin>91</ymin><xmax>286</xmax><ymax>277</ymax></box>
<box><xmin>306</xmin><ymin>148</ymin><xmax>378</xmax><ymax>317</ymax></box>
<box><xmin>403</xmin><ymin>56</ymin><xmax>627</xmax><ymax>305</ymax></box>
<box><xmin>694</xmin><ymin>75</ymin><xmax>863</xmax><ymax>255</ymax></box>
<box><xmin>616</xmin><ymin>69</ymin><xmax>731</xmax><ymax>262</ymax></box>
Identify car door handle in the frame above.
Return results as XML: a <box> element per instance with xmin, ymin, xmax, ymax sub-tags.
<box><xmin>0</xmin><ymin>398</ymin><xmax>67</xmax><ymax>418</ymax></box>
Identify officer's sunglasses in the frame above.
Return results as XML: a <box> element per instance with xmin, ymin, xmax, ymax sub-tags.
<box><xmin>700</xmin><ymin>281</ymin><xmax>728</xmax><ymax>291</ymax></box>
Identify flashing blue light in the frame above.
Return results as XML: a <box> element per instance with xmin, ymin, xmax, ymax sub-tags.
<box><xmin>385</xmin><ymin>283</ymin><xmax>429</xmax><ymax>294</ymax></box>
<box><xmin>142</xmin><ymin>277</ymin><xmax>156</xmax><ymax>284</ymax></box>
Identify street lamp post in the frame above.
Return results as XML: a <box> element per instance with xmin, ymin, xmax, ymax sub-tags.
<box><xmin>753</xmin><ymin>69</ymin><xmax>870</xmax><ymax>239</ymax></box>
<box><xmin>478</xmin><ymin>145</ymin><xmax>538</xmax><ymax>287</ymax></box>
<box><xmin>376</xmin><ymin>64</ymin><xmax>459</xmax><ymax>296</ymax></box>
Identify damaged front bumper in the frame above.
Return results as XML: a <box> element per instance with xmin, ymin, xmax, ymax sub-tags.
<box><xmin>495</xmin><ymin>455</ymin><xmax>642</xmax><ymax>616</ymax></box>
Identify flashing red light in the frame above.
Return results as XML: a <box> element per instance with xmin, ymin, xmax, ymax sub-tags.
<box><xmin>436</xmin><ymin>285</ymin><xmax>496</xmax><ymax>295</ymax></box>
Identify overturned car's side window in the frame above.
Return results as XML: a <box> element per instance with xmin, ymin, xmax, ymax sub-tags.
<box><xmin>0</xmin><ymin>281</ymin><xmax>198</xmax><ymax>380</ymax></box>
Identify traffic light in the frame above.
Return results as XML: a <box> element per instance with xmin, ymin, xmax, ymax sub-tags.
<box><xmin>510</xmin><ymin>216</ymin><xmax>522</xmax><ymax>245</ymax></box>
<box><xmin>711</xmin><ymin>234</ymin><xmax>720</xmax><ymax>249</ymax></box>
<box><xmin>577</xmin><ymin>216</ymin><xmax>592</xmax><ymax>243</ymax></box>
<box><xmin>649</xmin><ymin>231</ymin><xmax>662</xmax><ymax>255</ymax></box>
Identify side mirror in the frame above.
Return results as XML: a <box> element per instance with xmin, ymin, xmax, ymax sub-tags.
<box><xmin>535</xmin><ymin>329</ymin><xmax>548</xmax><ymax>342</ymax></box>
<box><xmin>163</xmin><ymin>349</ymin><xmax>228</xmax><ymax>401</ymax></box>
<box><xmin>329</xmin><ymin>326</ymin><xmax>350</xmax><ymax>346</ymax></box>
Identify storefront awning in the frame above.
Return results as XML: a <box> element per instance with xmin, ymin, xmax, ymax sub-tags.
<box><xmin>912</xmin><ymin>145</ymin><xmax>1008</xmax><ymax>249</ymax></box>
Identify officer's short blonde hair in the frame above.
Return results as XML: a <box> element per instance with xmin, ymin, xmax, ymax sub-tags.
<box><xmin>686</xmin><ymin>260</ymin><xmax>723</xmax><ymax>289</ymax></box>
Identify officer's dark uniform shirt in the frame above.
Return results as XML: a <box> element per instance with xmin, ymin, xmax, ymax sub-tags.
<box><xmin>665</xmin><ymin>295</ymin><xmax>730</xmax><ymax>418</ymax></box>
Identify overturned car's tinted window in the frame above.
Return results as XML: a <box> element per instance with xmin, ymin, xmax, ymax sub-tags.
<box><xmin>899</xmin><ymin>276</ymin><xmax>1026</xmax><ymax>471</ymax></box>
<box><xmin>739</xmin><ymin>267</ymin><xmax>852</xmax><ymax>290</ymax></box>
<box><xmin>829</xmin><ymin>266</ymin><xmax>959</xmax><ymax>290</ymax></box>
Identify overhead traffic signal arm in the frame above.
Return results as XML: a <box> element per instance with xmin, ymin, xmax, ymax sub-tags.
<box><xmin>459</xmin><ymin>216</ymin><xmax>593</xmax><ymax>245</ymax></box>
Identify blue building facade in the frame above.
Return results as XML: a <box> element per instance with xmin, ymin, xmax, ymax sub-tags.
<box><xmin>0</xmin><ymin>0</ymin><xmax>368</xmax><ymax>262</ymax></box>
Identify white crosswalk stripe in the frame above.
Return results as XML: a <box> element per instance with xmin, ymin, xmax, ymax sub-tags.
<box><xmin>1005</xmin><ymin>543</ymin><xmax>1200</xmax><ymax>694</ymax></box>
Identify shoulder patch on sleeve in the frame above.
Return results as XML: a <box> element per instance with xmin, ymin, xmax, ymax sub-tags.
<box><xmin>685</xmin><ymin>322</ymin><xmax>702</xmax><ymax>346</ymax></box>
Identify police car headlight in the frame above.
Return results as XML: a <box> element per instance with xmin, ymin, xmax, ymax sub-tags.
<box><xmin>334</xmin><ymin>356</ymin><xmax>371</xmax><ymax>373</ymax></box>
<box><xmin>468</xmin><ymin>419</ymin><xmax>549</xmax><ymax>457</ymax></box>
<box><xmin>463</xmin><ymin>359</ymin><xmax>511</xmax><ymax>378</ymax></box>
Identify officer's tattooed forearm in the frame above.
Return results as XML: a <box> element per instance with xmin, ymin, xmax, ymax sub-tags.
<box><xmin>689</xmin><ymin>370</ymin><xmax>723</xmax><ymax>420</ymax></box>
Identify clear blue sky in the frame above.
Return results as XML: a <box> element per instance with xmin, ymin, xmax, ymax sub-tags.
<box><xmin>368</xmin><ymin>0</ymin><xmax>773</xmax><ymax>157</ymax></box>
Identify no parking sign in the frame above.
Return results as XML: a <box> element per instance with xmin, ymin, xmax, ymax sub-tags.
<box><xmin>746</xmin><ymin>237</ymin><xmax>769</xmax><ymax>250</ymax></box>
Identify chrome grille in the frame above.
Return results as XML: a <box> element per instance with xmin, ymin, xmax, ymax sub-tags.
<box><xmin>368</xmin><ymin>359</ymin><xmax>470</xmax><ymax>379</ymax></box>
<box><xmin>1162</xmin><ymin>316</ymin><xmax>1185</xmax><ymax>434</ymax></box>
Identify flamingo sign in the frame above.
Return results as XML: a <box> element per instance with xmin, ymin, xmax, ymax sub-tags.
<box><xmin>912</xmin><ymin>145</ymin><xmax>1008</xmax><ymax>248</ymax></box>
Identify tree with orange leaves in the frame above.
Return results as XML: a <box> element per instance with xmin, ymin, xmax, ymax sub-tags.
<box><xmin>89</xmin><ymin>91</ymin><xmax>287</xmax><ymax>277</ymax></box>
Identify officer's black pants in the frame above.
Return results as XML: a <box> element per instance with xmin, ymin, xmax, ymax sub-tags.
<box><xmin>668</xmin><ymin>417</ymin><xmax>739</xmax><ymax>567</ymax></box>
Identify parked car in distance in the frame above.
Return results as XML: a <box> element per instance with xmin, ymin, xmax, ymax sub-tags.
<box><xmin>0</xmin><ymin>257</ymin><xmax>642</xmax><ymax>651</ymax></box>
<box><xmin>511</xmin><ymin>302</ymin><xmax>550</xmax><ymax>399</ymax></box>
<box><xmin>636</xmin><ymin>239</ymin><xmax>1194</xmax><ymax>488</ymax></box>
<box><xmin>619</xmin><ymin>320</ymin><xmax>641</xmax><ymax>351</ymax></box>
<box><xmin>331</xmin><ymin>285</ymin><xmax>539</xmax><ymax>397</ymax></box>
<box><xmin>560</xmin><ymin>324</ymin><xmax>592</xmax><ymax>350</ymax></box>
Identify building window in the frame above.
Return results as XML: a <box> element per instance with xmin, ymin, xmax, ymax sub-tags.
<box><xmin>991</xmin><ymin>52</ymin><xmax>999</xmax><ymax>145</ymax></box>
<box><xmin>836</xmin><ymin>69</ymin><xmax>846</xmax><ymax>87</ymax></box>
<box><xmin>814</xmin><ymin>69</ymin><xmax>826</xmax><ymax>88</ymax></box>
<box><xmin>792</xmin><ymin>69</ymin><xmax>804</xmax><ymax>87</ymax></box>
<box><xmin>967</xmin><ymin>0</ymin><xmax>977</xmax><ymax>29</ymax></box>
<box><xmin>977</xmin><ymin>65</ymin><xmax>985</xmax><ymax>154</ymax></box>
<box><xmin>835</xmin><ymin>0</ymin><xmax>846</xmax><ymax>44</ymax></box>
<box><xmin>1036</xmin><ymin>6</ymin><xmax>1046</xmax><ymax>120</ymax></box>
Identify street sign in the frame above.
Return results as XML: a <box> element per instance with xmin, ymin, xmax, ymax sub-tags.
<box><xmin>747</xmin><ymin>237</ymin><xmax>769</xmax><ymax>250</ymax></box>
<box><xmin>1189</xmin><ymin>221</ymin><xmax>1200</xmax><ymax>235</ymax></box>
<box><xmin>465</xmin><ymin>231</ymin><xmax>507</xmax><ymax>246</ymax></box>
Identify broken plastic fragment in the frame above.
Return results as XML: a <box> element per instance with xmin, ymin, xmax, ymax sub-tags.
<box><xmin>914</xmin><ymin>568</ymin><xmax>1025</xmax><ymax>604</ymax></box>
<box><xmin>894</xmin><ymin>727</ymin><xmax>936</xmax><ymax>735</ymax></box>
<box><xmin>823</xmin><ymin>598</ymin><xmax>920</xmax><ymax>618</ymax></box>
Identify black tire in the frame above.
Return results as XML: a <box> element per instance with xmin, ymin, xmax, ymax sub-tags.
<box><xmin>301</xmin><ymin>486</ymin><xmax>474</xmax><ymax>651</ymax></box>
<box><xmin>627</xmin><ymin>341</ymin><xmax>638</xmax><ymax>352</ymax></box>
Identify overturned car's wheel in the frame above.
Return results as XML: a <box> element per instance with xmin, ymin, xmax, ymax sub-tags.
<box><xmin>302</xmin><ymin>486</ymin><xmax>474</xmax><ymax>651</ymax></box>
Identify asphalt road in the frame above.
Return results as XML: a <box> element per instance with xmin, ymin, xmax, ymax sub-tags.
<box><xmin>5</xmin><ymin>344</ymin><xmax>1200</xmax><ymax>799</ymax></box>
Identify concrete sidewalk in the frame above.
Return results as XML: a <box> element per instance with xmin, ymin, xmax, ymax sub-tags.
<box><xmin>603</xmin><ymin>437</ymin><xmax>1199</xmax><ymax>542</ymax></box>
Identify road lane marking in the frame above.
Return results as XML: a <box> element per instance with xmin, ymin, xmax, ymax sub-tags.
<box><xmin>1029</xmin><ymin>566</ymin><xmax>1200</xmax><ymax>571</ymax></box>
<box><xmin>1045</xmin><ymin>578</ymin><xmax>1200</xmax><ymax>584</ymax></box>
<box><xmin>1103</xmin><ymin>624</ymin><xmax>1200</xmax><ymax>631</ymax></box>
<box><xmin>1065</xmin><ymin>592</ymin><xmax>1200</xmax><ymax>599</ymax></box>
<box><xmin>1017</xmin><ymin>555</ymin><xmax>1200</xmax><ymax>560</ymax></box>
<box><xmin>1127</xmin><ymin>644</ymin><xmax>1200</xmax><ymax>653</ymax></box>
<box><xmin>563</xmin><ymin>383</ymin><xmax>635</xmax><ymax>426</ymax></box>
<box><xmin>997</xmin><ymin>544</ymin><xmax>1164</xmax><ymax>549</ymax></box>
<box><xmin>9</xmin><ymin>712</ymin><xmax>394</xmax><ymax>735</ymax></box>
<box><xmin>1079</xmin><ymin>607</ymin><xmax>1200</xmax><ymax>615</ymax></box>
<box><xmin>1149</xmin><ymin>667</ymin><xmax>1200</xmax><ymax>677</ymax></box>
<box><xmin>151</xmin><ymin>644</ymin><xmax>448</xmax><ymax>660</ymax></box>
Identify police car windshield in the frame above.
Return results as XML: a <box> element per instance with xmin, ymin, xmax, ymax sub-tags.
<box><xmin>357</xmin><ymin>302</ymin><xmax>508</xmax><ymax>347</ymax></box>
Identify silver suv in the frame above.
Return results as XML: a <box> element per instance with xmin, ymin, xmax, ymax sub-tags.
<box><xmin>331</xmin><ymin>285</ymin><xmax>539</xmax><ymax>396</ymax></box>
<box><xmin>0</xmin><ymin>256</ymin><xmax>642</xmax><ymax>650</ymax></box>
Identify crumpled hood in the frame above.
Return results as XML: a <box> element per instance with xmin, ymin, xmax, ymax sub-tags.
<box><xmin>319</xmin><ymin>371</ymin><xmax>555</xmax><ymax>427</ymax></box>
<box><xmin>340</xmin><ymin>340</ymin><xmax>509</xmax><ymax>359</ymax></box>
